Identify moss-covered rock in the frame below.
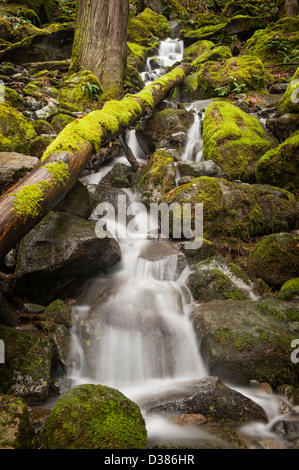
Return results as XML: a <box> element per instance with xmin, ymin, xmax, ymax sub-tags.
<box><xmin>181</xmin><ymin>15</ymin><xmax>268</xmax><ymax>45</ymax></box>
<box><xmin>29</xmin><ymin>135</ymin><xmax>55</xmax><ymax>159</ymax></box>
<box><xmin>191</xmin><ymin>45</ymin><xmax>233</xmax><ymax>70</ymax></box>
<box><xmin>144</xmin><ymin>0</ymin><xmax>188</xmax><ymax>20</ymax></box>
<box><xmin>0</xmin><ymin>295</ymin><xmax>19</xmax><ymax>327</ymax></box>
<box><xmin>252</xmin><ymin>232</ymin><xmax>299</xmax><ymax>289</ymax></box>
<box><xmin>41</xmin><ymin>384</ymin><xmax>147</xmax><ymax>449</ymax></box>
<box><xmin>202</xmin><ymin>101</ymin><xmax>274</xmax><ymax>181</ymax></box>
<box><xmin>33</xmin><ymin>119</ymin><xmax>55</xmax><ymax>136</ymax></box>
<box><xmin>161</xmin><ymin>177</ymin><xmax>297</xmax><ymax>241</ymax></box>
<box><xmin>0</xmin><ymin>395</ymin><xmax>35</xmax><ymax>449</ymax></box>
<box><xmin>58</xmin><ymin>70</ymin><xmax>102</xmax><ymax>112</ymax></box>
<box><xmin>128</xmin><ymin>7</ymin><xmax>171</xmax><ymax>46</ymax></box>
<box><xmin>255</xmin><ymin>131</ymin><xmax>299</xmax><ymax>192</ymax></box>
<box><xmin>191</xmin><ymin>298</ymin><xmax>299</xmax><ymax>387</ymax></box>
<box><xmin>183</xmin><ymin>39</ymin><xmax>215</xmax><ymax>61</ymax></box>
<box><xmin>277</xmin><ymin>278</ymin><xmax>299</xmax><ymax>301</ymax></box>
<box><xmin>50</xmin><ymin>113</ymin><xmax>74</xmax><ymax>133</ymax></box>
<box><xmin>0</xmin><ymin>326</ymin><xmax>53</xmax><ymax>403</ymax></box>
<box><xmin>0</xmin><ymin>18</ymin><xmax>12</xmax><ymax>42</ymax></box>
<box><xmin>0</xmin><ymin>85</ymin><xmax>24</xmax><ymax>110</ymax></box>
<box><xmin>127</xmin><ymin>41</ymin><xmax>149</xmax><ymax>71</ymax></box>
<box><xmin>244</xmin><ymin>18</ymin><xmax>299</xmax><ymax>65</ymax></box>
<box><xmin>43</xmin><ymin>299</ymin><xmax>73</xmax><ymax>328</ymax></box>
<box><xmin>195</xmin><ymin>55</ymin><xmax>266</xmax><ymax>100</ymax></box>
<box><xmin>0</xmin><ymin>103</ymin><xmax>35</xmax><ymax>154</ymax></box>
<box><xmin>136</xmin><ymin>149</ymin><xmax>176</xmax><ymax>205</ymax></box>
<box><xmin>277</xmin><ymin>67</ymin><xmax>299</xmax><ymax>116</ymax></box>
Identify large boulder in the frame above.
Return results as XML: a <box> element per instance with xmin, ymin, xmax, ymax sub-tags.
<box><xmin>255</xmin><ymin>131</ymin><xmax>299</xmax><ymax>192</ymax></box>
<box><xmin>252</xmin><ymin>232</ymin><xmax>299</xmax><ymax>289</ymax></box>
<box><xmin>180</xmin><ymin>56</ymin><xmax>266</xmax><ymax>102</ymax></box>
<box><xmin>202</xmin><ymin>101</ymin><xmax>275</xmax><ymax>181</ymax></box>
<box><xmin>244</xmin><ymin>18</ymin><xmax>299</xmax><ymax>65</ymax></box>
<box><xmin>141</xmin><ymin>376</ymin><xmax>267</xmax><ymax>424</ymax></box>
<box><xmin>128</xmin><ymin>8</ymin><xmax>171</xmax><ymax>46</ymax></box>
<box><xmin>160</xmin><ymin>177</ymin><xmax>297</xmax><ymax>241</ymax></box>
<box><xmin>0</xmin><ymin>395</ymin><xmax>35</xmax><ymax>449</ymax></box>
<box><xmin>0</xmin><ymin>326</ymin><xmax>53</xmax><ymax>402</ymax></box>
<box><xmin>41</xmin><ymin>384</ymin><xmax>147</xmax><ymax>449</ymax></box>
<box><xmin>15</xmin><ymin>212</ymin><xmax>121</xmax><ymax>303</ymax></box>
<box><xmin>191</xmin><ymin>299</ymin><xmax>299</xmax><ymax>387</ymax></box>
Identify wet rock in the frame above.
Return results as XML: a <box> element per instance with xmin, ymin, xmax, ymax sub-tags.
<box><xmin>136</xmin><ymin>108</ymin><xmax>194</xmax><ymax>153</ymax></box>
<box><xmin>0</xmin><ymin>326</ymin><xmax>53</xmax><ymax>403</ymax></box>
<box><xmin>55</xmin><ymin>180</ymin><xmax>93</xmax><ymax>219</ymax></box>
<box><xmin>137</xmin><ymin>240</ymin><xmax>187</xmax><ymax>280</ymax></box>
<box><xmin>0</xmin><ymin>152</ymin><xmax>40</xmax><ymax>194</ymax></box>
<box><xmin>266</xmin><ymin>114</ymin><xmax>299</xmax><ymax>142</ymax></box>
<box><xmin>15</xmin><ymin>212</ymin><xmax>121</xmax><ymax>304</ymax></box>
<box><xmin>135</xmin><ymin>149</ymin><xmax>176</xmax><ymax>205</ymax></box>
<box><xmin>177</xmin><ymin>159</ymin><xmax>230</xmax><ymax>179</ymax></box>
<box><xmin>141</xmin><ymin>376</ymin><xmax>268</xmax><ymax>425</ymax></box>
<box><xmin>100</xmin><ymin>162</ymin><xmax>134</xmax><ymax>188</ymax></box>
<box><xmin>0</xmin><ymin>395</ymin><xmax>35</xmax><ymax>449</ymax></box>
<box><xmin>191</xmin><ymin>299</ymin><xmax>299</xmax><ymax>387</ymax></box>
<box><xmin>252</xmin><ymin>233</ymin><xmax>299</xmax><ymax>289</ymax></box>
<box><xmin>276</xmin><ymin>278</ymin><xmax>299</xmax><ymax>302</ymax></box>
<box><xmin>41</xmin><ymin>384</ymin><xmax>147</xmax><ymax>449</ymax></box>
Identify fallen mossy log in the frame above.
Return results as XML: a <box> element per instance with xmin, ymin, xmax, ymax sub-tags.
<box><xmin>0</xmin><ymin>63</ymin><xmax>191</xmax><ymax>259</ymax></box>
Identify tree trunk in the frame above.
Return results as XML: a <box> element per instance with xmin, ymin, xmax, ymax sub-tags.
<box><xmin>278</xmin><ymin>0</ymin><xmax>298</xmax><ymax>17</ymax></box>
<box><xmin>71</xmin><ymin>0</ymin><xmax>129</xmax><ymax>100</ymax></box>
<box><xmin>0</xmin><ymin>64</ymin><xmax>191</xmax><ymax>260</ymax></box>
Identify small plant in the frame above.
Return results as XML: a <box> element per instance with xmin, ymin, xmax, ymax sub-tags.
<box><xmin>82</xmin><ymin>81</ymin><xmax>101</xmax><ymax>101</ymax></box>
<box><xmin>215</xmin><ymin>76</ymin><xmax>246</xmax><ymax>97</ymax></box>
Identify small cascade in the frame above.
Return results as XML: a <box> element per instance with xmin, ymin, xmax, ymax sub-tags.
<box><xmin>181</xmin><ymin>100</ymin><xmax>213</xmax><ymax>162</ymax></box>
<box><xmin>141</xmin><ymin>38</ymin><xmax>184</xmax><ymax>85</ymax></box>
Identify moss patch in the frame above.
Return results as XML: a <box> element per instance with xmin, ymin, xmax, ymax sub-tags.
<box><xmin>41</xmin><ymin>384</ymin><xmax>147</xmax><ymax>449</ymax></box>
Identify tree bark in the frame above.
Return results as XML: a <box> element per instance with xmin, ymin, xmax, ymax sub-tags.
<box><xmin>71</xmin><ymin>0</ymin><xmax>129</xmax><ymax>100</ymax></box>
<box><xmin>278</xmin><ymin>0</ymin><xmax>298</xmax><ymax>17</ymax></box>
<box><xmin>0</xmin><ymin>63</ymin><xmax>191</xmax><ymax>260</ymax></box>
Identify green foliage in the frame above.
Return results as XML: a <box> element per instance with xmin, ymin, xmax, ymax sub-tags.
<box><xmin>82</xmin><ymin>81</ymin><xmax>101</xmax><ymax>101</ymax></box>
<box><xmin>215</xmin><ymin>76</ymin><xmax>246</xmax><ymax>97</ymax></box>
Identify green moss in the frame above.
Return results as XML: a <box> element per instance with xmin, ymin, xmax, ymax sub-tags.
<box><xmin>12</xmin><ymin>162</ymin><xmax>70</xmax><ymax>219</ymax></box>
<box><xmin>196</xmin><ymin>55</ymin><xmax>265</xmax><ymax>99</ymax></box>
<box><xmin>184</xmin><ymin>39</ymin><xmax>215</xmax><ymax>61</ymax></box>
<box><xmin>277</xmin><ymin>278</ymin><xmax>299</xmax><ymax>301</ymax></box>
<box><xmin>41</xmin><ymin>384</ymin><xmax>147</xmax><ymax>449</ymax></box>
<box><xmin>202</xmin><ymin>101</ymin><xmax>273</xmax><ymax>181</ymax></box>
<box><xmin>127</xmin><ymin>42</ymin><xmax>149</xmax><ymax>71</ymax></box>
<box><xmin>255</xmin><ymin>130</ymin><xmax>299</xmax><ymax>190</ymax></box>
<box><xmin>192</xmin><ymin>45</ymin><xmax>232</xmax><ymax>70</ymax></box>
<box><xmin>128</xmin><ymin>8</ymin><xmax>171</xmax><ymax>46</ymax></box>
<box><xmin>245</xmin><ymin>18</ymin><xmax>299</xmax><ymax>65</ymax></box>
<box><xmin>0</xmin><ymin>103</ymin><xmax>35</xmax><ymax>153</ymax></box>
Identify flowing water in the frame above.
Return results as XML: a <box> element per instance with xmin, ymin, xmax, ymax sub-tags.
<box><xmin>67</xmin><ymin>39</ymin><xmax>296</xmax><ymax>448</ymax></box>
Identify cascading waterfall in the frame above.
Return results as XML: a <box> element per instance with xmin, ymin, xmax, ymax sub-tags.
<box><xmin>141</xmin><ymin>38</ymin><xmax>184</xmax><ymax>85</ymax></box>
<box><xmin>67</xmin><ymin>39</ymin><xmax>290</xmax><ymax>447</ymax></box>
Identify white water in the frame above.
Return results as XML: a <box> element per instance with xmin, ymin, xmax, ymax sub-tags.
<box><xmin>67</xmin><ymin>39</ymin><xmax>294</xmax><ymax>448</ymax></box>
<box><xmin>141</xmin><ymin>38</ymin><xmax>184</xmax><ymax>85</ymax></box>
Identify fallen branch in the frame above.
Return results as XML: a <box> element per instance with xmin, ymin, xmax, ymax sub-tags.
<box><xmin>0</xmin><ymin>63</ymin><xmax>191</xmax><ymax>259</ymax></box>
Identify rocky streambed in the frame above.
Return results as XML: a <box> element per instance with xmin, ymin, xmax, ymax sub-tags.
<box><xmin>0</xmin><ymin>1</ymin><xmax>299</xmax><ymax>450</ymax></box>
